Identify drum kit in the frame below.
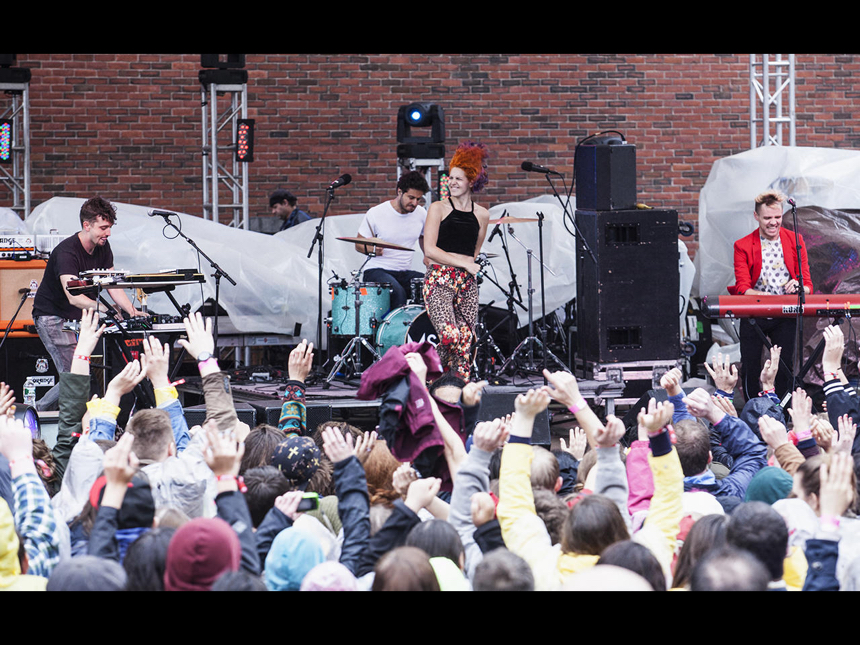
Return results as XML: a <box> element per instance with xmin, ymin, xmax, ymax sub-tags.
<box><xmin>320</xmin><ymin>212</ymin><xmax>567</xmax><ymax>385</ymax></box>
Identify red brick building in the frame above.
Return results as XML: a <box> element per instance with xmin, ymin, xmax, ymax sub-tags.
<box><xmin>7</xmin><ymin>53</ymin><xmax>860</xmax><ymax>259</ymax></box>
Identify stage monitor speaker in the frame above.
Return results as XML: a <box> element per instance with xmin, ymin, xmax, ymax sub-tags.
<box><xmin>253</xmin><ymin>403</ymin><xmax>334</xmax><ymax>433</ymax></box>
<box><xmin>184</xmin><ymin>402</ymin><xmax>257</xmax><ymax>428</ymax></box>
<box><xmin>575</xmin><ymin>208</ymin><xmax>680</xmax><ymax>364</ymax></box>
<box><xmin>477</xmin><ymin>387</ymin><xmax>551</xmax><ymax>447</ymax></box>
<box><xmin>575</xmin><ymin>142</ymin><xmax>636</xmax><ymax>211</ymax></box>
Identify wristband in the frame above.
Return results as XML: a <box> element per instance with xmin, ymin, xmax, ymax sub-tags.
<box><xmin>217</xmin><ymin>474</ymin><xmax>247</xmax><ymax>493</ymax></box>
<box><xmin>825</xmin><ymin>372</ymin><xmax>840</xmax><ymax>382</ymax></box>
<box><xmin>198</xmin><ymin>357</ymin><xmax>219</xmax><ymax>371</ymax></box>
<box><xmin>568</xmin><ymin>399</ymin><xmax>588</xmax><ymax>414</ymax></box>
<box><xmin>8</xmin><ymin>455</ymin><xmax>34</xmax><ymax>469</ymax></box>
<box><xmin>73</xmin><ymin>354</ymin><xmax>91</xmax><ymax>362</ymax></box>
<box><xmin>820</xmin><ymin>514</ymin><xmax>841</xmax><ymax>532</ymax></box>
<box><xmin>758</xmin><ymin>388</ymin><xmax>775</xmax><ymax>397</ymax></box>
<box><xmin>508</xmin><ymin>435</ymin><xmax>531</xmax><ymax>445</ymax></box>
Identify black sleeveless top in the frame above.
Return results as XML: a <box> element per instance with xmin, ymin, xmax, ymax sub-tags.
<box><xmin>437</xmin><ymin>199</ymin><xmax>480</xmax><ymax>256</ymax></box>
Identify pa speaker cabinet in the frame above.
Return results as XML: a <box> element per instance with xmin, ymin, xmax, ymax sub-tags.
<box><xmin>575</xmin><ymin>208</ymin><xmax>679</xmax><ymax>364</ymax></box>
<box><xmin>575</xmin><ymin>143</ymin><xmax>636</xmax><ymax>211</ymax></box>
<box><xmin>478</xmin><ymin>386</ymin><xmax>551</xmax><ymax>447</ymax></box>
<box><xmin>184</xmin><ymin>402</ymin><xmax>257</xmax><ymax>428</ymax></box>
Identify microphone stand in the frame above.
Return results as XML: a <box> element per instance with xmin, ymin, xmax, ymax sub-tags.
<box><xmin>306</xmin><ymin>183</ymin><xmax>342</xmax><ymax>384</ymax></box>
<box><xmin>152</xmin><ymin>211</ymin><xmax>236</xmax><ymax>356</ymax></box>
<box><xmin>790</xmin><ymin>199</ymin><xmax>806</xmax><ymax>395</ymax></box>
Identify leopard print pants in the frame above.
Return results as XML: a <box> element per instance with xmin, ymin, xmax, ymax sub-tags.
<box><xmin>423</xmin><ymin>264</ymin><xmax>479</xmax><ymax>381</ymax></box>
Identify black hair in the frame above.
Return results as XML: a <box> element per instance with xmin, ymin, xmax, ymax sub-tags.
<box><xmin>242</xmin><ymin>465</ymin><xmax>291</xmax><ymax>528</ymax></box>
<box><xmin>396</xmin><ymin>170</ymin><xmax>430</xmax><ymax>195</ymax></box>
<box><xmin>269</xmin><ymin>189</ymin><xmax>297</xmax><ymax>208</ymax></box>
<box><xmin>725</xmin><ymin>501</ymin><xmax>788</xmax><ymax>581</ymax></box>
<box><xmin>405</xmin><ymin>518</ymin><xmax>465</xmax><ymax>569</ymax></box>
<box><xmin>123</xmin><ymin>527</ymin><xmax>176</xmax><ymax>591</ymax></box>
<box><xmin>597</xmin><ymin>540</ymin><xmax>666</xmax><ymax>591</ymax></box>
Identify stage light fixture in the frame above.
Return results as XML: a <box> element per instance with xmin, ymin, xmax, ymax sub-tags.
<box><xmin>397</xmin><ymin>102</ymin><xmax>445</xmax><ymax>159</ymax></box>
<box><xmin>0</xmin><ymin>119</ymin><xmax>11</xmax><ymax>164</ymax></box>
<box><xmin>236</xmin><ymin>118</ymin><xmax>255</xmax><ymax>162</ymax></box>
<box><xmin>15</xmin><ymin>404</ymin><xmax>40</xmax><ymax>439</ymax></box>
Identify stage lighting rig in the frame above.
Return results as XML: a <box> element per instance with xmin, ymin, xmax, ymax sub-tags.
<box><xmin>396</xmin><ymin>102</ymin><xmax>445</xmax><ymax>159</ymax></box>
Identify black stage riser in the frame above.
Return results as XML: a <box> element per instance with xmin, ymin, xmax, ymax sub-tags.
<box><xmin>575</xmin><ymin>208</ymin><xmax>680</xmax><ymax>364</ymax></box>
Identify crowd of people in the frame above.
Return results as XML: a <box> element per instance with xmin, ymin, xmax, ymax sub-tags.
<box><xmin>3</xmin><ymin>296</ymin><xmax>860</xmax><ymax>592</ymax></box>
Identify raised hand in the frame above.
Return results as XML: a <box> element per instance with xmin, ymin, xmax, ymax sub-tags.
<box><xmin>470</xmin><ymin>491</ymin><xmax>496</xmax><ymax>527</ymax></box>
<box><xmin>758</xmin><ymin>415</ymin><xmax>789</xmax><ymax>450</ymax></box>
<box><xmin>472</xmin><ymin>418</ymin><xmax>509</xmax><ymax>453</ymax></box>
<box><xmin>636</xmin><ymin>400</ymin><xmax>674</xmax><ymax>436</ymax></box>
<box><xmin>142</xmin><ymin>335</ymin><xmax>172</xmax><ymax>389</ymax></box>
<box><xmin>202</xmin><ymin>419</ymin><xmax>244</xmax><ymax>478</ymax></box>
<box><xmin>595</xmin><ymin>413</ymin><xmax>627</xmax><ymax>448</ymax></box>
<box><xmin>179</xmin><ymin>312</ymin><xmax>215</xmax><ymax>361</ymax></box>
<box><xmin>462</xmin><ymin>380</ymin><xmax>488</xmax><ymax>407</ymax></box>
<box><xmin>541</xmin><ymin>369</ymin><xmax>581</xmax><ymax>408</ymax></box>
<box><xmin>74</xmin><ymin>307</ymin><xmax>107</xmax><ymax>358</ymax></box>
<box><xmin>659</xmin><ymin>367</ymin><xmax>683</xmax><ymax>397</ymax></box>
<box><xmin>352</xmin><ymin>430</ymin><xmax>377</xmax><ymax>465</ymax></box>
<box><xmin>760</xmin><ymin>345</ymin><xmax>782</xmax><ymax>391</ymax></box>
<box><xmin>818</xmin><ymin>452</ymin><xmax>855</xmax><ymax>519</ymax></box>
<box><xmin>835</xmin><ymin>414</ymin><xmax>857</xmax><ymax>455</ymax></box>
<box><xmin>822</xmin><ymin>324</ymin><xmax>845</xmax><ymax>375</ymax></box>
<box><xmin>788</xmin><ymin>387</ymin><xmax>814</xmax><ymax>438</ymax></box>
<box><xmin>404</xmin><ymin>477</ymin><xmax>442</xmax><ymax>514</ymax></box>
<box><xmin>712</xmin><ymin>395</ymin><xmax>739</xmax><ymax>418</ymax></box>
<box><xmin>392</xmin><ymin>462</ymin><xmax>419</xmax><ymax>499</ymax></box>
<box><xmin>321</xmin><ymin>425</ymin><xmax>356</xmax><ymax>464</ymax></box>
<box><xmin>704</xmin><ymin>352</ymin><xmax>738</xmax><ymax>393</ymax></box>
<box><xmin>105</xmin><ymin>359</ymin><xmax>148</xmax><ymax>407</ymax></box>
<box><xmin>288</xmin><ymin>339</ymin><xmax>314</xmax><ymax>383</ymax></box>
<box><xmin>404</xmin><ymin>352</ymin><xmax>428</xmax><ymax>384</ymax></box>
<box><xmin>559</xmin><ymin>426</ymin><xmax>587</xmax><ymax>460</ymax></box>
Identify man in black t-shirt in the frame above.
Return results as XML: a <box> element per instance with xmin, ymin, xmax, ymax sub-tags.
<box><xmin>32</xmin><ymin>197</ymin><xmax>146</xmax><ymax>410</ymax></box>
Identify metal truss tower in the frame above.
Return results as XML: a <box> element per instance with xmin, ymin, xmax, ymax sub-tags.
<box><xmin>199</xmin><ymin>68</ymin><xmax>250</xmax><ymax>229</ymax></box>
<box><xmin>0</xmin><ymin>67</ymin><xmax>31</xmax><ymax>218</ymax></box>
<box><xmin>750</xmin><ymin>54</ymin><xmax>796</xmax><ymax>148</ymax></box>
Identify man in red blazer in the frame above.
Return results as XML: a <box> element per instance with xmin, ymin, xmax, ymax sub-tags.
<box><xmin>730</xmin><ymin>189</ymin><xmax>812</xmax><ymax>400</ymax></box>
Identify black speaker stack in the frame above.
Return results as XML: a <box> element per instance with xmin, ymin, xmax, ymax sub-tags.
<box><xmin>574</xmin><ymin>136</ymin><xmax>680</xmax><ymax>366</ymax></box>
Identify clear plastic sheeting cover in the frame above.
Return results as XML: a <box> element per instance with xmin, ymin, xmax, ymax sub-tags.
<box><xmin>25</xmin><ymin>196</ymin><xmax>580</xmax><ymax>341</ymax></box>
<box><xmin>694</xmin><ymin>146</ymin><xmax>860</xmax><ymax>385</ymax></box>
<box><xmin>694</xmin><ymin>146</ymin><xmax>860</xmax><ymax>299</ymax></box>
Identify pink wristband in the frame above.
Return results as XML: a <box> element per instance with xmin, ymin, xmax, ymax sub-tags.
<box><xmin>568</xmin><ymin>399</ymin><xmax>588</xmax><ymax>414</ymax></box>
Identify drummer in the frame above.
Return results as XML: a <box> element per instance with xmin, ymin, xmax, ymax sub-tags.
<box><xmin>354</xmin><ymin>170</ymin><xmax>430</xmax><ymax>310</ymax></box>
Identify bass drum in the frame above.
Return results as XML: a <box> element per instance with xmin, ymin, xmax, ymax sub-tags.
<box><xmin>330</xmin><ymin>282</ymin><xmax>391</xmax><ymax>337</ymax></box>
<box><xmin>375</xmin><ymin>305</ymin><xmax>438</xmax><ymax>356</ymax></box>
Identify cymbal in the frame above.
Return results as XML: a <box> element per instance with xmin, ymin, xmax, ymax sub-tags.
<box><xmin>488</xmin><ymin>216</ymin><xmax>540</xmax><ymax>225</ymax></box>
<box><xmin>337</xmin><ymin>236</ymin><xmax>414</xmax><ymax>252</ymax></box>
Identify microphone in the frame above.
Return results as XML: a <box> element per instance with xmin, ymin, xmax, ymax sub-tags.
<box><xmin>787</xmin><ymin>198</ymin><xmax>796</xmax><ymax>207</ymax></box>
<box><xmin>328</xmin><ymin>174</ymin><xmax>352</xmax><ymax>189</ymax></box>
<box><xmin>488</xmin><ymin>223</ymin><xmax>502</xmax><ymax>243</ymax></box>
<box><xmin>521</xmin><ymin>161</ymin><xmax>559</xmax><ymax>175</ymax></box>
<box><xmin>148</xmin><ymin>209</ymin><xmax>176</xmax><ymax>218</ymax></box>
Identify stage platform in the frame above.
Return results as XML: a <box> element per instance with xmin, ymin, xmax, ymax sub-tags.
<box><xmin>175</xmin><ymin>371</ymin><xmax>626</xmax><ymax>449</ymax></box>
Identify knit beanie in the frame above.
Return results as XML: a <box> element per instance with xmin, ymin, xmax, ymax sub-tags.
<box><xmin>744</xmin><ymin>466</ymin><xmax>793</xmax><ymax>505</ymax></box>
<box><xmin>163</xmin><ymin>517</ymin><xmax>241</xmax><ymax>591</ymax></box>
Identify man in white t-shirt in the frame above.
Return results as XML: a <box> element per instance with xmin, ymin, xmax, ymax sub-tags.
<box><xmin>354</xmin><ymin>170</ymin><xmax>431</xmax><ymax>310</ymax></box>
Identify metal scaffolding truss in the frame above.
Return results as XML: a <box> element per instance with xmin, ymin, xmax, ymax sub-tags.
<box><xmin>0</xmin><ymin>79</ymin><xmax>30</xmax><ymax>218</ymax></box>
<box><xmin>750</xmin><ymin>54</ymin><xmax>796</xmax><ymax>148</ymax></box>
<box><xmin>200</xmin><ymin>78</ymin><xmax>250</xmax><ymax>229</ymax></box>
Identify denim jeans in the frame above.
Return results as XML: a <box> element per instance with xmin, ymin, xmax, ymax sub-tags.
<box><xmin>34</xmin><ymin>315</ymin><xmax>77</xmax><ymax>411</ymax></box>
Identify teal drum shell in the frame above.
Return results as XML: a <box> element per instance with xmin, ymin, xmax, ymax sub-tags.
<box><xmin>375</xmin><ymin>305</ymin><xmax>438</xmax><ymax>356</ymax></box>
<box><xmin>330</xmin><ymin>282</ymin><xmax>391</xmax><ymax>337</ymax></box>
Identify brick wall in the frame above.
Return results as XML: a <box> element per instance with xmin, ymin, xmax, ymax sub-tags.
<box><xmin>7</xmin><ymin>53</ymin><xmax>860</xmax><ymax>257</ymax></box>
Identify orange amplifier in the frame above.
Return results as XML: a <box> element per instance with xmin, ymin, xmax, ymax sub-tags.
<box><xmin>0</xmin><ymin>259</ymin><xmax>47</xmax><ymax>337</ymax></box>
